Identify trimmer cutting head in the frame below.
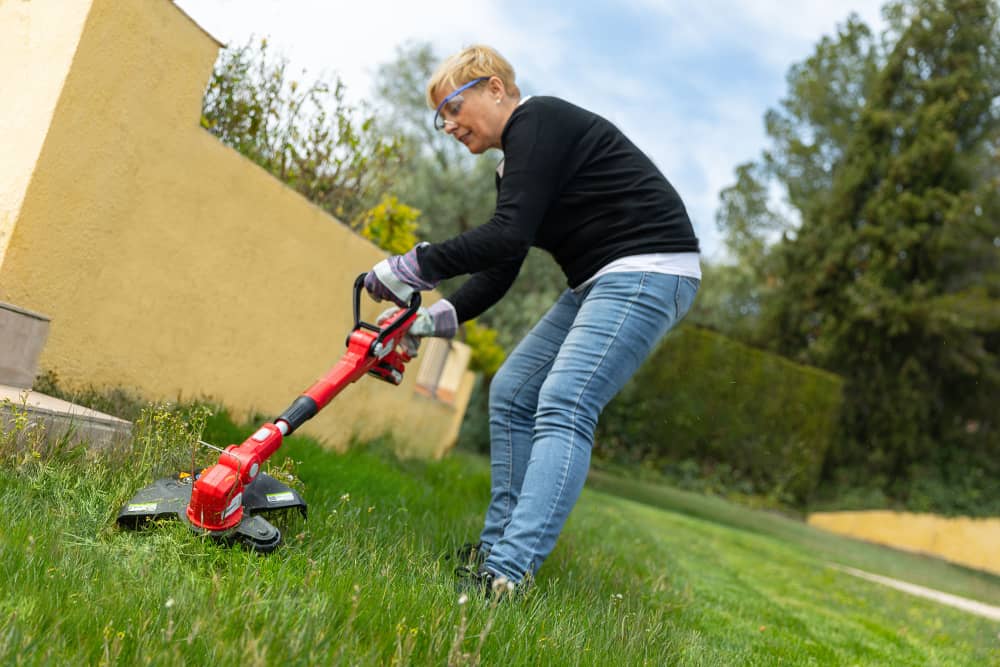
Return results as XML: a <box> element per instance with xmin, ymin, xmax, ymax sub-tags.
<box><xmin>116</xmin><ymin>471</ymin><xmax>306</xmax><ymax>553</ymax></box>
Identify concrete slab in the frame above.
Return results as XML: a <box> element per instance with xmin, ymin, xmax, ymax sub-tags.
<box><xmin>0</xmin><ymin>384</ymin><xmax>132</xmax><ymax>451</ymax></box>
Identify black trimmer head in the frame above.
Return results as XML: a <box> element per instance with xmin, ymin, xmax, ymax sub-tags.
<box><xmin>116</xmin><ymin>472</ymin><xmax>307</xmax><ymax>553</ymax></box>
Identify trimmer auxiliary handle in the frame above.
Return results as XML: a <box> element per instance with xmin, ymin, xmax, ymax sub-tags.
<box><xmin>186</xmin><ymin>274</ymin><xmax>421</xmax><ymax>533</ymax></box>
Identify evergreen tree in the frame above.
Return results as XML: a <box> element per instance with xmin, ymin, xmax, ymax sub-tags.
<box><xmin>760</xmin><ymin>0</ymin><xmax>1000</xmax><ymax>500</ymax></box>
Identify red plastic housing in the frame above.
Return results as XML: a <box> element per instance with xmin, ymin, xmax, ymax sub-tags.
<box><xmin>186</xmin><ymin>308</ymin><xmax>417</xmax><ymax>532</ymax></box>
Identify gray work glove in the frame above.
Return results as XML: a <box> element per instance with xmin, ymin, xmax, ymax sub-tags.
<box><xmin>377</xmin><ymin>300</ymin><xmax>458</xmax><ymax>357</ymax></box>
<box><xmin>364</xmin><ymin>243</ymin><xmax>438</xmax><ymax>306</ymax></box>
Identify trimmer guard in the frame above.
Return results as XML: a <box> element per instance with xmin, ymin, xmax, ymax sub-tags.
<box><xmin>116</xmin><ymin>471</ymin><xmax>307</xmax><ymax>553</ymax></box>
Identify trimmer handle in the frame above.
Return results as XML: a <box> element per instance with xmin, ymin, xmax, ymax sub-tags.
<box><xmin>352</xmin><ymin>273</ymin><xmax>421</xmax><ymax>355</ymax></box>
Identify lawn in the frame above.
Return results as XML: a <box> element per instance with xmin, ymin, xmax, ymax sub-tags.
<box><xmin>0</xmin><ymin>403</ymin><xmax>997</xmax><ymax>665</ymax></box>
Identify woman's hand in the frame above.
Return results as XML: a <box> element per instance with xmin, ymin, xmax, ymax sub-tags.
<box><xmin>377</xmin><ymin>301</ymin><xmax>458</xmax><ymax>358</ymax></box>
<box><xmin>377</xmin><ymin>300</ymin><xmax>458</xmax><ymax>339</ymax></box>
<box><xmin>364</xmin><ymin>244</ymin><xmax>437</xmax><ymax>306</ymax></box>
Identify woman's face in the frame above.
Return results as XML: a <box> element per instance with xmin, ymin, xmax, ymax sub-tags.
<box><xmin>433</xmin><ymin>78</ymin><xmax>509</xmax><ymax>154</ymax></box>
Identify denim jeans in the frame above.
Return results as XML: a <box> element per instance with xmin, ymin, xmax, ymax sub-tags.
<box><xmin>480</xmin><ymin>272</ymin><xmax>699</xmax><ymax>582</ymax></box>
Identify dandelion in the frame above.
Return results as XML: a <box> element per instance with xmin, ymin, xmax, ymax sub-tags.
<box><xmin>340</xmin><ymin>493</ymin><xmax>350</xmax><ymax>502</ymax></box>
<box><xmin>165</xmin><ymin>598</ymin><xmax>175</xmax><ymax>609</ymax></box>
<box><xmin>458</xmin><ymin>593</ymin><xmax>468</xmax><ymax>605</ymax></box>
<box><xmin>367</xmin><ymin>506</ymin><xmax>375</xmax><ymax>513</ymax></box>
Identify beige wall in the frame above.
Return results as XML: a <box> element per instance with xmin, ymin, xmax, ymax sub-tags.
<box><xmin>808</xmin><ymin>511</ymin><xmax>1000</xmax><ymax>576</ymax></box>
<box><xmin>0</xmin><ymin>0</ymin><xmax>473</xmax><ymax>458</ymax></box>
<box><xmin>0</xmin><ymin>0</ymin><xmax>92</xmax><ymax>265</ymax></box>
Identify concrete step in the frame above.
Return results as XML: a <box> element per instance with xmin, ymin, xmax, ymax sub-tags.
<box><xmin>0</xmin><ymin>384</ymin><xmax>132</xmax><ymax>451</ymax></box>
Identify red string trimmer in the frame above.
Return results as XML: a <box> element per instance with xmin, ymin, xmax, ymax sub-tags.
<box><xmin>116</xmin><ymin>274</ymin><xmax>420</xmax><ymax>552</ymax></box>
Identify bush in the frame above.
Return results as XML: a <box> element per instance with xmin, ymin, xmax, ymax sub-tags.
<box><xmin>353</xmin><ymin>194</ymin><xmax>419</xmax><ymax>255</ymax></box>
<box><xmin>596</xmin><ymin>325</ymin><xmax>843</xmax><ymax>504</ymax></box>
<box><xmin>463</xmin><ymin>321</ymin><xmax>505</xmax><ymax>378</ymax></box>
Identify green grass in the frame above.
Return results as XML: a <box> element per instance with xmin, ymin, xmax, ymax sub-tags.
<box><xmin>586</xmin><ymin>469</ymin><xmax>1000</xmax><ymax>607</ymax></box>
<box><xmin>1</xmin><ymin>405</ymin><xmax>998</xmax><ymax>666</ymax></box>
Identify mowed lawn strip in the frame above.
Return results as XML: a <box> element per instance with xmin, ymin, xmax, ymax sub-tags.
<box><xmin>0</xmin><ymin>424</ymin><xmax>997</xmax><ymax>666</ymax></box>
<box><xmin>586</xmin><ymin>468</ymin><xmax>1000</xmax><ymax>608</ymax></box>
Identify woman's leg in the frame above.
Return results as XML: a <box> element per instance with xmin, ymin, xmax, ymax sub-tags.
<box><xmin>479</xmin><ymin>290</ymin><xmax>580</xmax><ymax>550</ymax></box>
<box><xmin>485</xmin><ymin>273</ymin><xmax>699</xmax><ymax>581</ymax></box>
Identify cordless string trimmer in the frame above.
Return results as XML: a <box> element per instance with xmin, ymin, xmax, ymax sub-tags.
<box><xmin>116</xmin><ymin>274</ymin><xmax>421</xmax><ymax>552</ymax></box>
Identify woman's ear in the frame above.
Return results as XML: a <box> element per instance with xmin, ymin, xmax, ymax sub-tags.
<box><xmin>488</xmin><ymin>76</ymin><xmax>507</xmax><ymax>98</ymax></box>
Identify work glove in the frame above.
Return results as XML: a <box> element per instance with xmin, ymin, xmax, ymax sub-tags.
<box><xmin>364</xmin><ymin>243</ymin><xmax>438</xmax><ymax>307</ymax></box>
<box><xmin>377</xmin><ymin>300</ymin><xmax>458</xmax><ymax>338</ymax></box>
<box><xmin>377</xmin><ymin>300</ymin><xmax>458</xmax><ymax>357</ymax></box>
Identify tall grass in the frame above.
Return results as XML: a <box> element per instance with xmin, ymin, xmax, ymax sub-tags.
<box><xmin>0</xmin><ymin>400</ymin><xmax>997</xmax><ymax>665</ymax></box>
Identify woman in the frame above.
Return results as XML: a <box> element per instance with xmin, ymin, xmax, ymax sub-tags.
<box><xmin>365</xmin><ymin>45</ymin><xmax>700</xmax><ymax>595</ymax></box>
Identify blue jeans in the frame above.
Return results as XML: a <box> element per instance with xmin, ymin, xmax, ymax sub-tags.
<box><xmin>480</xmin><ymin>272</ymin><xmax>699</xmax><ymax>582</ymax></box>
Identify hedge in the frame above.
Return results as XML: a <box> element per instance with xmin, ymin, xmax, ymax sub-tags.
<box><xmin>596</xmin><ymin>325</ymin><xmax>843</xmax><ymax>503</ymax></box>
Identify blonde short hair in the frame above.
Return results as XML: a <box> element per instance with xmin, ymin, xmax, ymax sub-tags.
<box><xmin>425</xmin><ymin>45</ymin><xmax>520</xmax><ymax>108</ymax></box>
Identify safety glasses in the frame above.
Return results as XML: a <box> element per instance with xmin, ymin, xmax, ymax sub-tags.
<box><xmin>433</xmin><ymin>77</ymin><xmax>488</xmax><ymax>131</ymax></box>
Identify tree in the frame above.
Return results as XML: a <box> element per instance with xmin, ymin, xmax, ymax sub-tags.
<box><xmin>201</xmin><ymin>39</ymin><xmax>403</xmax><ymax>225</ymax></box>
<box><xmin>717</xmin><ymin>0</ymin><xmax>1000</xmax><ymax>504</ymax></box>
<box><xmin>688</xmin><ymin>162</ymin><xmax>789</xmax><ymax>342</ymax></box>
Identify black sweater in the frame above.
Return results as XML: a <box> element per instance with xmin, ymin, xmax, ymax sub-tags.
<box><xmin>417</xmin><ymin>96</ymin><xmax>699</xmax><ymax>322</ymax></box>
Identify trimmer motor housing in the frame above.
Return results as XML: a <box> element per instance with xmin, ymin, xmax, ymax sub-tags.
<box><xmin>116</xmin><ymin>471</ymin><xmax>306</xmax><ymax>552</ymax></box>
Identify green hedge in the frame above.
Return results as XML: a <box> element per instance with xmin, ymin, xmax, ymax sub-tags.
<box><xmin>596</xmin><ymin>325</ymin><xmax>843</xmax><ymax>503</ymax></box>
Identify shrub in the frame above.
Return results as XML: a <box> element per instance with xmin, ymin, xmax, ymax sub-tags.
<box><xmin>353</xmin><ymin>194</ymin><xmax>420</xmax><ymax>255</ymax></box>
<box><xmin>463</xmin><ymin>320</ymin><xmax>505</xmax><ymax>378</ymax></box>
<box><xmin>597</xmin><ymin>325</ymin><xmax>843</xmax><ymax>504</ymax></box>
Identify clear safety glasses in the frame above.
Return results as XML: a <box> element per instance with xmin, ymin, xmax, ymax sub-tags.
<box><xmin>433</xmin><ymin>77</ymin><xmax>488</xmax><ymax>131</ymax></box>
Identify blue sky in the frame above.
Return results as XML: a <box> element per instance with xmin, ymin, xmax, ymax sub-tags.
<box><xmin>174</xmin><ymin>0</ymin><xmax>887</xmax><ymax>260</ymax></box>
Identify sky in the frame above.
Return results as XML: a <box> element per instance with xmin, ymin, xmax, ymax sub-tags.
<box><xmin>174</xmin><ymin>0</ymin><xmax>888</xmax><ymax>260</ymax></box>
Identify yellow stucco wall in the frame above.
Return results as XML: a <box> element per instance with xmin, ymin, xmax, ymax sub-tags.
<box><xmin>0</xmin><ymin>0</ymin><xmax>473</xmax><ymax>458</ymax></box>
<box><xmin>0</xmin><ymin>0</ymin><xmax>92</xmax><ymax>265</ymax></box>
<box><xmin>808</xmin><ymin>511</ymin><xmax>1000</xmax><ymax>576</ymax></box>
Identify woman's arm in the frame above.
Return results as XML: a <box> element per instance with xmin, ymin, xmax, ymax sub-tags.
<box><xmin>447</xmin><ymin>255</ymin><xmax>527</xmax><ymax>323</ymax></box>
